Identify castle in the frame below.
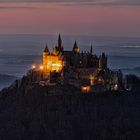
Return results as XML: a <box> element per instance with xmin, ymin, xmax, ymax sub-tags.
<box><xmin>28</xmin><ymin>34</ymin><xmax>123</xmax><ymax>93</ymax></box>
<box><xmin>43</xmin><ymin>34</ymin><xmax>107</xmax><ymax>72</ymax></box>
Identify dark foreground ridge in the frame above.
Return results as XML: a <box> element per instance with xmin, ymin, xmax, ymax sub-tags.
<box><xmin>0</xmin><ymin>76</ymin><xmax>140</xmax><ymax>140</ymax></box>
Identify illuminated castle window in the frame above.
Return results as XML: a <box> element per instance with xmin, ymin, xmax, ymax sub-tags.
<box><xmin>46</xmin><ymin>57</ymin><xmax>63</xmax><ymax>72</ymax></box>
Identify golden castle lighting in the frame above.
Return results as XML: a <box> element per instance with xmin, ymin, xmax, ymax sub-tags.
<box><xmin>89</xmin><ymin>75</ymin><xmax>94</xmax><ymax>86</ymax></box>
<box><xmin>45</xmin><ymin>56</ymin><xmax>63</xmax><ymax>72</ymax></box>
<box><xmin>42</xmin><ymin>34</ymin><xmax>65</xmax><ymax>75</ymax></box>
<box><xmin>82</xmin><ymin>86</ymin><xmax>91</xmax><ymax>93</ymax></box>
<box><xmin>40</xmin><ymin>65</ymin><xmax>44</xmax><ymax>70</ymax></box>
<box><xmin>43</xmin><ymin>51</ymin><xmax>63</xmax><ymax>73</ymax></box>
<box><xmin>32</xmin><ymin>65</ymin><xmax>36</xmax><ymax>69</ymax></box>
<box><xmin>31</xmin><ymin>64</ymin><xmax>44</xmax><ymax>71</ymax></box>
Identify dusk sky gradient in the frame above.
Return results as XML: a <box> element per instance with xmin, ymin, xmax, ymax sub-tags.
<box><xmin>0</xmin><ymin>0</ymin><xmax>140</xmax><ymax>37</ymax></box>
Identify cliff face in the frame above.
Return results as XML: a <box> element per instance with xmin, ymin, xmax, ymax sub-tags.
<box><xmin>0</xmin><ymin>78</ymin><xmax>140</xmax><ymax>140</ymax></box>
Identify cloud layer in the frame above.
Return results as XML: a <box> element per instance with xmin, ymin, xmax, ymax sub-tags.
<box><xmin>0</xmin><ymin>0</ymin><xmax>140</xmax><ymax>6</ymax></box>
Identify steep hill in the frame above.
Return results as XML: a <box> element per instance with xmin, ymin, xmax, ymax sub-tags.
<box><xmin>0</xmin><ymin>81</ymin><xmax>140</xmax><ymax>140</ymax></box>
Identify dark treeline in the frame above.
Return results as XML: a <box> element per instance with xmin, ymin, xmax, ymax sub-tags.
<box><xmin>0</xmin><ymin>74</ymin><xmax>140</xmax><ymax>140</ymax></box>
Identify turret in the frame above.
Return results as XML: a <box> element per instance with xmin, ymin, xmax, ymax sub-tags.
<box><xmin>102</xmin><ymin>52</ymin><xmax>107</xmax><ymax>69</ymax></box>
<box><xmin>53</xmin><ymin>34</ymin><xmax>64</xmax><ymax>55</ymax></box>
<box><xmin>98</xmin><ymin>56</ymin><xmax>103</xmax><ymax>70</ymax></box>
<box><xmin>43</xmin><ymin>44</ymin><xmax>49</xmax><ymax>72</ymax></box>
<box><xmin>98</xmin><ymin>52</ymin><xmax>107</xmax><ymax>70</ymax></box>
<box><xmin>57</xmin><ymin>34</ymin><xmax>63</xmax><ymax>52</ymax></box>
<box><xmin>44</xmin><ymin>44</ymin><xmax>49</xmax><ymax>54</ymax></box>
<box><xmin>73</xmin><ymin>41</ymin><xmax>80</xmax><ymax>53</ymax></box>
<box><xmin>58</xmin><ymin>34</ymin><xmax>62</xmax><ymax>48</ymax></box>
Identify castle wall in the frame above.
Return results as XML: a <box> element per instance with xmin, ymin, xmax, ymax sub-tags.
<box><xmin>43</xmin><ymin>54</ymin><xmax>63</xmax><ymax>73</ymax></box>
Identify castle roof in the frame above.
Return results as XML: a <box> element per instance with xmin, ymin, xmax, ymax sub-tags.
<box><xmin>73</xmin><ymin>41</ymin><xmax>78</xmax><ymax>49</ymax></box>
<box><xmin>44</xmin><ymin>44</ymin><xmax>49</xmax><ymax>52</ymax></box>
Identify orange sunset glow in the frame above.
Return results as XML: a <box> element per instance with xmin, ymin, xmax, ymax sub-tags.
<box><xmin>0</xmin><ymin>2</ymin><xmax>140</xmax><ymax>37</ymax></box>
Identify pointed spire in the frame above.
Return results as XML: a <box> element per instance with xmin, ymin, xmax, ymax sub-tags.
<box><xmin>90</xmin><ymin>44</ymin><xmax>93</xmax><ymax>54</ymax></box>
<box><xmin>58</xmin><ymin>33</ymin><xmax>61</xmax><ymax>40</ymax></box>
<box><xmin>73</xmin><ymin>41</ymin><xmax>77</xmax><ymax>51</ymax></box>
<box><xmin>44</xmin><ymin>43</ymin><xmax>49</xmax><ymax>53</ymax></box>
<box><xmin>74</xmin><ymin>40</ymin><xmax>78</xmax><ymax>48</ymax></box>
<box><xmin>73</xmin><ymin>40</ymin><xmax>80</xmax><ymax>53</ymax></box>
<box><xmin>58</xmin><ymin>33</ymin><xmax>62</xmax><ymax>48</ymax></box>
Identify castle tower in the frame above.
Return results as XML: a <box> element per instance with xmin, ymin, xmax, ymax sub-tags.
<box><xmin>58</xmin><ymin>34</ymin><xmax>62</xmax><ymax>48</ymax></box>
<box><xmin>98</xmin><ymin>53</ymin><xmax>107</xmax><ymax>70</ymax></box>
<box><xmin>44</xmin><ymin>44</ymin><xmax>49</xmax><ymax>54</ymax></box>
<box><xmin>57</xmin><ymin>34</ymin><xmax>63</xmax><ymax>52</ymax></box>
<box><xmin>98</xmin><ymin>56</ymin><xmax>103</xmax><ymax>70</ymax></box>
<box><xmin>102</xmin><ymin>52</ymin><xmax>107</xmax><ymax>69</ymax></box>
<box><xmin>73</xmin><ymin>41</ymin><xmax>80</xmax><ymax>53</ymax></box>
<box><xmin>43</xmin><ymin>44</ymin><xmax>49</xmax><ymax>72</ymax></box>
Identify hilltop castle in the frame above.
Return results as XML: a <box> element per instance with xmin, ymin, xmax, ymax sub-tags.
<box><xmin>43</xmin><ymin>34</ymin><xmax>107</xmax><ymax>73</ymax></box>
<box><xmin>28</xmin><ymin>34</ymin><xmax>123</xmax><ymax>93</ymax></box>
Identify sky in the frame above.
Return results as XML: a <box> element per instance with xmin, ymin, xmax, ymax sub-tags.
<box><xmin>0</xmin><ymin>0</ymin><xmax>140</xmax><ymax>37</ymax></box>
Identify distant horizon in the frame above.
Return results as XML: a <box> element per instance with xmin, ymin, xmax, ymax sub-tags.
<box><xmin>0</xmin><ymin>33</ymin><xmax>140</xmax><ymax>39</ymax></box>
